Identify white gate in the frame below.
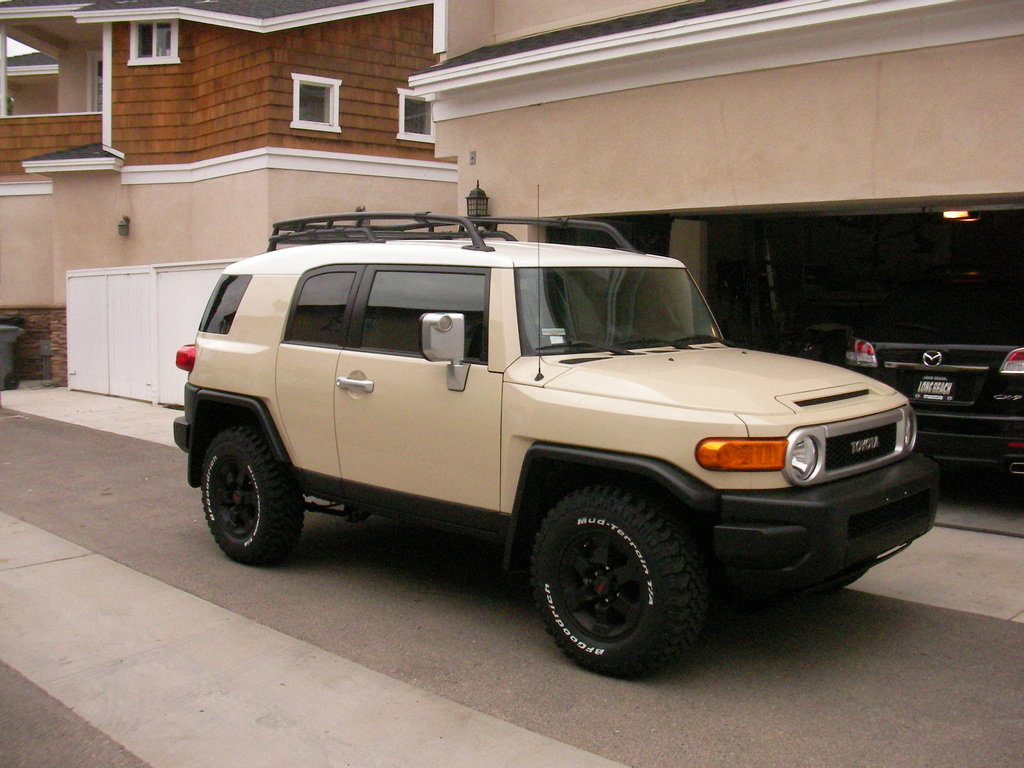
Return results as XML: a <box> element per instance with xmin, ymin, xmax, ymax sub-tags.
<box><xmin>66</xmin><ymin>260</ymin><xmax>234</xmax><ymax>405</ymax></box>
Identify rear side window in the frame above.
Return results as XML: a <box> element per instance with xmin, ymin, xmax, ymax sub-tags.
<box><xmin>200</xmin><ymin>275</ymin><xmax>251</xmax><ymax>335</ymax></box>
<box><xmin>285</xmin><ymin>270</ymin><xmax>356</xmax><ymax>346</ymax></box>
<box><xmin>360</xmin><ymin>270</ymin><xmax>487</xmax><ymax>361</ymax></box>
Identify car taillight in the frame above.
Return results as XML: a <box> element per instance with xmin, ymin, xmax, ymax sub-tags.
<box><xmin>845</xmin><ymin>337</ymin><xmax>877</xmax><ymax>367</ymax></box>
<box><xmin>1000</xmin><ymin>348</ymin><xmax>1024</xmax><ymax>374</ymax></box>
<box><xmin>175</xmin><ymin>344</ymin><xmax>196</xmax><ymax>372</ymax></box>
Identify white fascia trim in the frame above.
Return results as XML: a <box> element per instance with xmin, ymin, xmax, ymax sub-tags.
<box><xmin>21</xmin><ymin>155</ymin><xmax>123</xmax><ymax>174</ymax></box>
<box><xmin>0</xmin><ymin>179</ymin><xmax>53</xmax><ymax>197</ymax></box>
<box><xmin>9</xmin><ymin>65</ymin><xmax>59</xmax><ymax>76</ymax></box>
<box><xmin>0</xmin><ymin>5</ymin><xmax>88</xmax><ymax>21</ymax></box>
<box><xmin>413</xmin><ymin>0</ymin><xmax>1024</xmax><ymax>118</ymax></box>
<box><xmin>73</xmin><ymin>0</ymin><xmax>431</xmax><ymax>33</ymax></box>
<box><xmin>120</xmin><ymin>147</ymin><xmax>456</xmax><ymax>185</ymax></box>
<box><xmin>415</xmin><ymin>0</ymin><xmax>957</xmax><ymax>92</ymax></box>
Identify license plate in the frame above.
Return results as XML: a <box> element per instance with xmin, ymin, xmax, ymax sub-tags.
<box><xmin>914</xmin><ymin>374</ymin><xmax>955</xmax><ymax>401</ymax></box>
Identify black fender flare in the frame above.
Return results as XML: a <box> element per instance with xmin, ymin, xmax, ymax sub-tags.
<box><xmin>184</xmin><ymin>386</ymin><xmax>291</xmax><ymax>487</ymax></box>
<box><xmin>503</xmin><ymin>443</ymin><xmax>721</xmax><ymax>571</ymax></box>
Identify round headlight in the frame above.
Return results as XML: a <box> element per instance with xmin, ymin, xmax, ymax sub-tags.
<box><xmin>789</xmin><ymin>435</ymin><xmax>819</xmax><ymax>482</ymax></box>
<box><xmin>904</xmin><ymin>408</ymin><xmax>917</xmax><ymax>452</ymax></box>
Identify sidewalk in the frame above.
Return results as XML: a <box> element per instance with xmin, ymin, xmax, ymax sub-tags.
<box><xmin>0</xmin><ymin>383</ymin><xmax>179</xmax><ymax>447</ymax></box>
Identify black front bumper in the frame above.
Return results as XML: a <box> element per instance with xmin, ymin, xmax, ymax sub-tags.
<box><xmin>713</xmin><ymin>455</ymin><xmax>939</xmax><ymax>598</ymax></box>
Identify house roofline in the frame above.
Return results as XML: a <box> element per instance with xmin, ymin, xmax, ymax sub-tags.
<box><xmin>73</xmin><ymin>0</ymin><xmax>433</xmax><ymax>34</ymax></box>
<box><xmin>412</xmin><ymin>0</ymin><xmax>1024</xmax><ymax>120</ymax></box>
<box><xmin>415</xmin><ymin>0</ymin><xmax>958</xmax><ymax>90</ymax></box>
<box><xmin>8</xmin><ymin>64</ymin><xmax>59</xmax><ymax>76</ymax></box>
<box><xmin>0</xmin><ymin>5</ymin><xmax>89</xmax><ymax>22</ymax></box>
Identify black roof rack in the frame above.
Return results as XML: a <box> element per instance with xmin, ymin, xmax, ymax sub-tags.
<box><xmin>267</xmin><ymin>211</ymin><xmax>641</xmax><ymax>253</ymax></box>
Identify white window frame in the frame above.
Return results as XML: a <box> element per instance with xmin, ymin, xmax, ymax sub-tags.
<box><xmin>291</xmin><ymin>73</ymin><xmax>342</xmax><ymax>134</ymax></box>
<box><xmin>129</xmin><ymin>20</ymin><xmax>180</xmax><ymax>66</ymax></box>
<box><xmin>86</xmin><ymin>51</ymin><xmax>103</xmax><ymax>112</ymax></box>
<box><xmin>397</xmin><ymin>88</ymin><xmax>434</xmax><ymax>143</ymax></box>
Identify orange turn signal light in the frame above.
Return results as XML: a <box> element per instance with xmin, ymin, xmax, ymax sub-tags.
<box><xmin>696</xmin><ymin>438</ymin><xmax>787</xmax><ymax>471</ymax></box>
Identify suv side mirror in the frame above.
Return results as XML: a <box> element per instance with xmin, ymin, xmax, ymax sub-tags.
<box><xmin>421</xmin><ymin>312</ymin><xmax>469</xmax><ymax>391</ymax></box>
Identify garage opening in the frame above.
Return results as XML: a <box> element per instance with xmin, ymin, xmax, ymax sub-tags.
<box><xmin>561</xmin><ymin>208</ymin><xmax>1024</xmax><ymax>362</ymax></box>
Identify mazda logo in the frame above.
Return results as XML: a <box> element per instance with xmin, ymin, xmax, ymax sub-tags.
<box><xmin>922</xmin><ymin>350</ymin><xmax>943</xmax><ymax>367</ymax></box>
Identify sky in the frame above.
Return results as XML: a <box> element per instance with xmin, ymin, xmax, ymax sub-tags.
<box><xmin>6</xmin><ymin>38</ymin><xmax>37</xmax><ymax>56</ymax></box>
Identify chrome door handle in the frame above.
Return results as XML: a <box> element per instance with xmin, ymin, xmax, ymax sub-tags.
<box><xmin>336</xmin><ymin>376</ymin><xmax>374</xmax><ymax>393</ymax></box>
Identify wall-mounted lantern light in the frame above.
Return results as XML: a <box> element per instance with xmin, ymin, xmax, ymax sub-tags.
<box><xmin>466</xmin><ymin>181</ymin><xmax>489</xmax><ymax>217</ymax></box>
<box><xmin>117</xmin><ymin>216</ymin><xmax>131</xmax><ymax>236</ymax></box>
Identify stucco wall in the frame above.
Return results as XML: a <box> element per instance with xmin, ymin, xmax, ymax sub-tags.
<box><xmin>435</xmin><ymin>37</ymin><xmax>1024</xmax><ymax>216</ymax></box>
<box><xmin>266</xmin><ymin>168</ymin><xmax>459</xmax><ymax>221</ymax></box>
<box><xmin>8</xmin><ymin>74</ymin><xmax>58</xmax><ymax>115</ymax></box>
<box><xmin>36</xmin><ymin>166</ymin><xmax>455</xmax><ymax>303</ymax></box>
<box><xmin>445</xmin><ymin>0</ymin><xmax>677</xmax><ymax>55</ymax></box>
<box><xmin>0</xmin><ymin>190</ymin><xmax>55</xmax><ymax>306</ymax></box>
<box><xmin>492</xmin><ymin>0</ymin><xmax>679</xmax><ymax>43</ymax></box>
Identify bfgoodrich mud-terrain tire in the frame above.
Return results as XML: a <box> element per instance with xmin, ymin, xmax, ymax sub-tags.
<box><xmin>531</xmin><ymin>485</ymin><xmax>709</xmax><ymax>678</ymax></box>
<box><xmin>201</xmin><ymin>426</ymin><xmax>304</xmax><ymax>565</ymax></box>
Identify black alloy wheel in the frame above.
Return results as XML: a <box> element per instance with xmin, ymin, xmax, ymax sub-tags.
<box><xmin>208</xmin><ymin>456</ymin><xmax>260</xmax><ymax>545</ymax></box>
<box><xmin>531</xmin><ymin>485</ymin><xmax>709</xmax><ymax>678</ymax></box>
<box><xmin>557</xmin><ymin>526</ymin><xmax>647</xmax><ymax>642</ymax></box>
<box><xmin>201</xmin><ymin>426</ymin><xmax>304</xmax><ymax>565</ymax></box>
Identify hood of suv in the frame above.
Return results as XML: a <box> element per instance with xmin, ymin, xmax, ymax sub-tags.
<box><xmin>543</xmin><ymin>348</ymin><xmax>879</xmax><ymax>415</ymax></box>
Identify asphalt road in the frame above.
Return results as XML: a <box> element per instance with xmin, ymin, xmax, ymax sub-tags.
<box><xmin>2</xmin><ymin>412</ymin><xmax>1023</xmax><ymax>768</ymax></box>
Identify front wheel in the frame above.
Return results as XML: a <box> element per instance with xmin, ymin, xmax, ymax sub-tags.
<box><xmin>530</xmin><ymin>486</ymin><xmax>709</xmax><ymax>678</ymax></box>
<box><xmin>201</xmin><ymin>426</ymin><xmax>304</xmax><ymax>565</ymax></box>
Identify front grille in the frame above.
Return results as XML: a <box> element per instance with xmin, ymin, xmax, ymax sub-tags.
<box><xmin>826</xmin><ymin>423</ymin><xmax>897</xmax><ymax>471</ymax></box>
<box><xmin>785</xmin><ymin>406</ymin><xmax>912</xmax><ymax>486</ymax></box>
<box><xmin>848</xmin><ymin>490</ymin><xmax>930</xmax><ymax>539</ymax></box>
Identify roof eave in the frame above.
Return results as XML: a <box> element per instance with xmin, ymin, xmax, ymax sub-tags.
<box><xmin>411</xmin><ymin>0</ymin><xmax>959</xmax><ymax>95</ymax></box>
<box><xmin>22</xmin><ymin>158</ymin><xmax>122</xmax><ymax>173</ymax></box>
<box><xmin>73</xmin><ymin>0</ymin><xmax>432</xmax><ymax>33</ymax></box>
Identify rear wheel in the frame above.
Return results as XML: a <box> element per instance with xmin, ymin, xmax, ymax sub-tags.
<box><xmin>531</xmin><ymin>485</ymin><xmax>709</xmax><ymax>678</ymax></box>
<box><xmin>201</xmin><ymin>426</ymin><xmax>304</xmax><ymax>565</ymax></box>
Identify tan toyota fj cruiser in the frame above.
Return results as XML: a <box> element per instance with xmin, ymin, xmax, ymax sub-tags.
<box><xmin>174</xmin><ymin>212</ymin><xmax>938</xmax><ymax>677</ymax></box>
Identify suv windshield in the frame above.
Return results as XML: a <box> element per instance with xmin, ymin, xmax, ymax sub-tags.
<box><xmin>515</xmin><ymin>266</ymin><xmax>720</xmax><ymax>355</ymax></box>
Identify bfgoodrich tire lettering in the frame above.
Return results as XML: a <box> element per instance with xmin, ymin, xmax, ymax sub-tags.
<box><xmin>202</xmin><ymin>426</ymin><xmax>304</xmax><ymax>565</ymax></box>
<box><xmin>531</xmin><ymin>485</ymin><xmax>709</xmax><ymax>678</ymax></box>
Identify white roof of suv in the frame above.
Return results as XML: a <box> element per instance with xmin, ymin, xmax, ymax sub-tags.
<box><xmin>228</xmin><ymin>239</ymin><xmax>685</xmax><ymax>276</ymax></box>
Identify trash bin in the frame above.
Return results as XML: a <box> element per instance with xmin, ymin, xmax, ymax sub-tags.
<box><xmin>0</xmin><ymin>324</ymin><xmax>24</xmax><ymax>390</ymax></box>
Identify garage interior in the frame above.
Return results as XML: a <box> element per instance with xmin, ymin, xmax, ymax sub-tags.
<box><xmin>573</xmin><ymin>207</ymin><xmax>1024</xmax><ymax>361</ymax></box>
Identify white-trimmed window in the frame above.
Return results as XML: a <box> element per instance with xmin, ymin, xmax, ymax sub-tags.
<box><xmin>291</xmin><ymin>73</ymin><xmax>342</xmax><ymax>133</ymax></box>
<box><xmin>397</xmin><ymin>88</ymin><xmax>433</xmax><ymax>143</ymax></box>
<box><xmin>129</xmin><ymin>20</ymin><xmax>179</xmax><ymax>65</ymax></box>
<box><xmin>87</xmin><ymin>52</ymin><xmax>103</xmax><ymax>112</ymax></box>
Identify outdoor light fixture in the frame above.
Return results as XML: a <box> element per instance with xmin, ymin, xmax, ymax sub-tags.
<box><xmin>943</xmin><ymin>210</ymin><xmax>979</xmax><ymax>222</ymax></box>
<box><xmin>466</xmin><ymin>181</ymin><xmax>489</xmax><ymax>217</ymax></box>
<box><xmin>117</xmin><ymin>216</ymin><xmax>131</xmax><ymax>236</ymax></box>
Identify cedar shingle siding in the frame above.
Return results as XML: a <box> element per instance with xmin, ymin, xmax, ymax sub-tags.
<box><xmin>112</xmin><ymin>5</ymin><xmax>436</xmax><ymax>165</ymax></box>
<box><xmin>0</xmin><ymin>114</ymin><xmax>103</xmax><ymax>174</ymax></box>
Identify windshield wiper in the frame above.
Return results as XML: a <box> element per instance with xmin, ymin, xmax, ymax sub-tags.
<box><xmin>621</xmin><ymin>337</ymin><xmax>676</xmax><ymax>350</ymax></box>
<box><xmin>620</xmin><ymin>335</ymin><xmax>726</xmax><ymax>350</ymax></box>
<box><xmin>535</xmin><ymin>341</ymin><xmax>636</xmax><ymax>356</ymax></box>
<box><xmin>670</xmin><ymin>335</ymin><xmax>727</xmax><ymax>349</ymax></box>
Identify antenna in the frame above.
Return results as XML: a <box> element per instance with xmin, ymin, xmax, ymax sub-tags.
<box><xmin>534</xmin><ymin>184</ymin><xmax>544</xmax><ymax>382</ymax></box>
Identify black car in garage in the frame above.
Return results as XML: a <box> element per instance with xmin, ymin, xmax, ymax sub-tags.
<box><xmin>844</xmin><ymin>274</ymin><xmax>1024</xmax><ymax>474</ymax></box>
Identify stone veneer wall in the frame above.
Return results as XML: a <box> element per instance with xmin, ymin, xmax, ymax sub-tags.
<box><xmin>6</xmin><ymin>308</ymin><xmax>67</xmax><ymax>385</ymax></box>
